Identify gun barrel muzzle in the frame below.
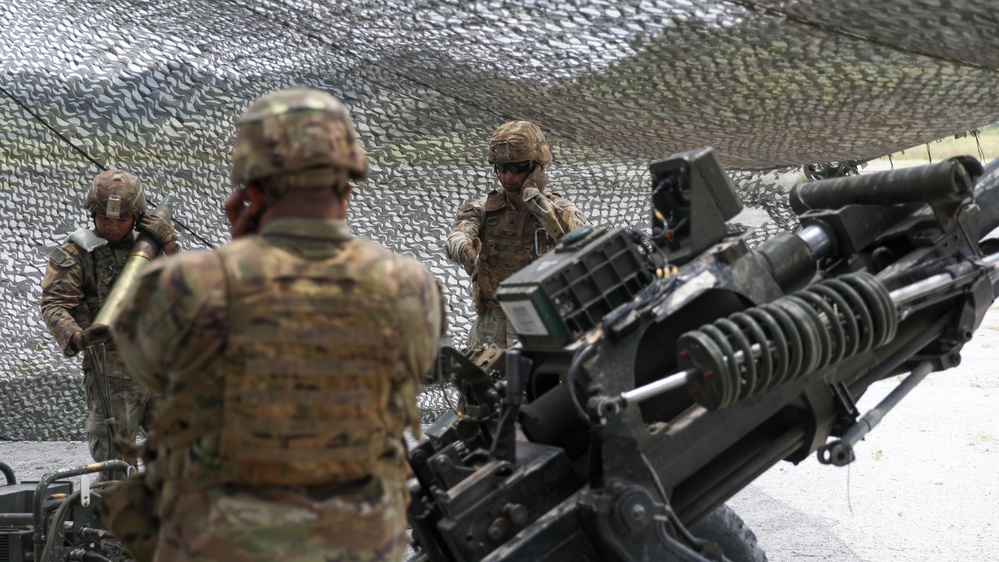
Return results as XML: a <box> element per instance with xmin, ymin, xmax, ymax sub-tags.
<box><xmin>789</xmin><ymin>156</ymin><xmax>983</xmax><ymax>214</ymax></box>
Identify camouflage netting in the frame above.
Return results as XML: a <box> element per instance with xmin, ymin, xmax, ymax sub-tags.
<box><xmin>2</xmin><ymin>0</ymin><xmax>998</xmax><ymax>440</ymax></box>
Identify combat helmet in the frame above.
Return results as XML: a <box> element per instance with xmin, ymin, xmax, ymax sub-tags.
<box><xmin>230</xmin><ymin>87</ymin><xmax>368</xmax><ymax>194</ymax></box>
<box><xmin>488</xmin><ymin>121</ymin><xmax>552</xmax><ymax>166</ymax></box>
<box><xmin>84</xmin><ymin>170</ymin><xmax>147</xmax><ymax>219</ymax></box>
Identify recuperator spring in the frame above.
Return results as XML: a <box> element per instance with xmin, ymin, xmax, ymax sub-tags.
<box><xmin>677</xmin><ymin>272</ymin><xmax>897</xmax><ymax>409</ymax></box>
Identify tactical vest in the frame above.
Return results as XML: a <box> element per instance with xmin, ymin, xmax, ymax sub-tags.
<box><xmin>85</xmin><ymin>245</ymin><xmax>129</xmax><ymax>316</ymax></box>
<box><xmin>473</xmin><ymin>192</ymin><xmax>552</xmax><ymax>312</ymax></box>
<box><xmin>176</xmin><ymin>237</ymin><xmax>404</xmax><ymax>489</ymax></box>
<box><xmin>63</xmin><ymin>234</ymin><xmax>131</xmax><ymax>372</ymax></box>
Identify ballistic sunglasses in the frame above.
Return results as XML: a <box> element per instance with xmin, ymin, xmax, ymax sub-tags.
<box><xmin>494</xmin><ymin>161</ymin><xmax>533</xmax><ymax>175</ymax></box>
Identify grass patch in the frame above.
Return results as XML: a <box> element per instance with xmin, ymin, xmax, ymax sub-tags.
<box><xmin>970</xmin><ymin>374</ymin><xmax>999</xmax><ymax>389</ymax></box>
<box><xmin>967</xmin><ymin>432</ymin><xmax>996</xmax><ymax>451</ymax></box>
<box><xmin>874</xmin><ymin>123</ymin><xmax>999</xmax><ymax>165</ymax></box>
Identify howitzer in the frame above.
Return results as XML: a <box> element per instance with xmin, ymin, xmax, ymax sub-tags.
<box><xmin>408</xmin><ymin>148</ymin><xmax>999</xmax><ymax>561</ymax></box>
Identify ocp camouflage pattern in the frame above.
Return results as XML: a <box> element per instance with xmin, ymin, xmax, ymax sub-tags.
<box><xmin>488</xmin><ymin>120</ymin><xmax>553</xmax><ymax>165</ymax></box>
<box><xmin>154</xmin><ymin>478</ymin><xmax>409</xmax><ymax>562</ymax></box>
<box><xmin>40</xmin><ymin>235</ymin><xmax>132</xmax><ymax>362</ymax></box>
<box><xmin>40</xmin><ymin>231</ymin><xmax>154</xmax><ymax>462</ymax></box>
<box><xmin>111</xmin><ymin>218</ymin><xmax>445</xmax><ymax>562</ymax></box>
<box><xmin>231</xmin><ymin>87</ymin><xmax>368</xmax><ymax>189</ymax></box>
<box><xmin>445</xmin><ymin>184</ymin><xmax>587</xmax><ymax>348</ymax></box>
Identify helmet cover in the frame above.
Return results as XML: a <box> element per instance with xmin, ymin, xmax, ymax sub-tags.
<box><xmin>230</xmin><ymin>87</ymin><xmax>368</xmax><ymax>193</ymax></box>
<box><xmin>84</xmin><ymin>170</ymin><xmax>147</xmax><ymax>219</ymax></box>
<box><xmin>488</xmin><ymin>120</ymin><xmax>552</xmax><ymax>165</ymax></box>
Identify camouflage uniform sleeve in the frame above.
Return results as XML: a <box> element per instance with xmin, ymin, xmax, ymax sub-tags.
<box><xmin>393</xmin><ymin>256</ymin><xmax>446</xmax><ymax>436</ymax></box>
<box><xmin>444</xmin><ymin>200</ymin><xmax>483</xmax><ymax>270</ymax></box>
<box><xmin>39</xmin><ymin>243</ymin><xmax>86</xmax><ymax>356</ymax></box>
<box><xmin>111</xmin><ymin>251</ymin><xmax>228</xmax><ymax>394</ymax></box>
<box><xmin>550</xmin><ymin>195</ymin><xmax>589</xmax><ymax>236</ymax></box>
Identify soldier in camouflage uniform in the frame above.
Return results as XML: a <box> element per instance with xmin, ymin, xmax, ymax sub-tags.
<box><xmin>446</xmin><ymin>121</ymin><xmax>588</xmax><ymax>349</ymax></box>
<box><xmin>40</xmin><ymin>170</ymin><xmax>178</xmax><ymax>464</ymax></box>
<box><xmin>110</xmin><ymin>87</ymin><xmax>445</xmax><ymax>562</ymax></box>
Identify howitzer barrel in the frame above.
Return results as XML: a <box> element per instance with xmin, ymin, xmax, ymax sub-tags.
<box><xmin>789</xmin><ymin>156</ymin><xmax>982</xmax><ymax>213</ymax></box>
<box><xmin>92</xmin><ymin>196</ymin><xmax>174</xmax><ymax>328</ymax></box>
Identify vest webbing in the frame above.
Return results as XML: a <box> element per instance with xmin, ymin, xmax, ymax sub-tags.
<box><xmin>163</xmin><ymin>237</ymin><xmax>404</xmax><ymax>489</ymax></box>
<box><xmin>78</xmin><ymin>241</ymin><xmax>130</xmax><ymax>370</ymax></box>
<box><xmin>473</xmin><ymin>201</ymin><xmax>546</xmax><ymax>308</ymax></box>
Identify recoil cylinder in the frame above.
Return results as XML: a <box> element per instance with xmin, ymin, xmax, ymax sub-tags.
<box><xmin>678</xmin><ymin>272</ymin><xmax>897</xmax><ymax>409</ymax></box>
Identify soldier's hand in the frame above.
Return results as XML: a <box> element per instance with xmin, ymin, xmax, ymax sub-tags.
<box><xmin>523</xmin><ymin>187</ymin><xmax>555</xmax><ymax>216</ymax></box>
<box><xmin>70</xmin><ymin>331</ymin><xmax>85</xmax><ymax>354</ymax></box>
<box><xmin>136</xmin><ymin>214</ymin><xmax>179</xmax><ymax>255</ymax></box>
<box><xmin>522</xmin><ymin>187</ymin><xmax>542</xmax><ymax>201</ymax></box>
<box><xmin>81</xmin><ymin>324</ymin><xmax>113</xmax><ymax>349</ymax></box>
<box><xmin>224</xmin><ymin>186</ymin><xmax>266</xmax><ymax>239</ymax></box>
<box><xmin>523</xmin><ymin>189</ymin><xmax>566</xmax><ymax>240</ymax></box>
<box><xmin>462</xmin><ymin>239</ymin><xmax>481</xmax><ymax>275</ymax></box>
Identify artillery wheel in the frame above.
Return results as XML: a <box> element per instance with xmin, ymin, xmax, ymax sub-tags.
<box><xmin>689</xmin><ymin>503</ymin><xmax>767</xmax><ymax>562</ymax></box>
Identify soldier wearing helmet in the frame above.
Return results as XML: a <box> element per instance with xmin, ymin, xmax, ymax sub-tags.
<box><xmin>40</xmin><ymin>169</ymin><xmax>178</xmax><ymax>466</ymax></box>
<box><xmin>109</xmin><ymin>87</ymin><xmax>445</xmax><ymax>562</ymax></box>
<box><xmin>446</xmin><ymin>120</ymin><xmax>588</xmax><ymax>349</ymax></box>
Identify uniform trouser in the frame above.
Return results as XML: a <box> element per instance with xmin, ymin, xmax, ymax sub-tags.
<box><xmin>83</xmin><ymin>369</ymin><xmax>154</xmax><ymax>463</ymax></box>
<box><xmin>467</xmin><ymin>306</ymin><xmax>518</xmax><ymax>350</ymax></box>
<box><xmin>154</xmin><ymin>477</ymin><xmax>408</xmax><ymax>562</ymax></box>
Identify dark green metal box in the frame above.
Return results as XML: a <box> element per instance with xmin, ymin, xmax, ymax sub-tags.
<box><xmin>496</xmin><ymin>227</ymin><xmax>653</xmax><ymax>351</ymax></box>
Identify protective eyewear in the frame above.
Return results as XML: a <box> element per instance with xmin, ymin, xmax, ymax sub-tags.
<box><xmin>494</xmin><ymin>161</ymin><xmax>533</xmax><ymax>175</ymax></box>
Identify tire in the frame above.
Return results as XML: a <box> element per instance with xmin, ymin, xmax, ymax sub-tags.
<box><xmin>688</xmin><ymin>503</ymin><xmax>768</xmax><ymax>562</ymax></box>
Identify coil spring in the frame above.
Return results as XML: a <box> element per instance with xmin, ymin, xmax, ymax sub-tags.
<box><xmin>677</xmin><ymin>272</ymin><xmax>897</xmax><ymax>410</ymax></box>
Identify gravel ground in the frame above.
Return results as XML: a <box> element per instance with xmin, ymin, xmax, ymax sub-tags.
<box><xmin>3</xmin><ymin>307</ymin><xmax>998</xmax><ymax>562</ymax></box>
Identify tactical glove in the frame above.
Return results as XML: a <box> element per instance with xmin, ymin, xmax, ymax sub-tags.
<box><xmin>69</xmin><ymin>331</ymin><xmax>85</xmax><ymax>354</ymax></box>
<box><xmin>523</xmin><ymin>187</ymin><xmax>557</xmax><ymax>217</ymax></box>
<box><xmin>523</xmin><ymin>188</ymin><xmax>566</xmax><ymax>240</ymax></box>
<box><xmin>462</xmin><ymin>238</ymin><xmax>482</xmax><ymax>275</ymax></box>
<box><xmin>82</xmin><ymin>324</ymin><xmax>113</xmax><ymax>348</ymax></box>
<box><xmin>522</xmin><ymin>186</ymin><xmax>544</xmax><ymax>203</ymax></box>
<box><xmin>70</xmin><ymin>324</ymin><xmax>114</xmax><ymax>354</ymax></box>
<box><xmin>136</xmin><ymin>214</ymin><xmax>178</xmax><ymax>250</ymax></box>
